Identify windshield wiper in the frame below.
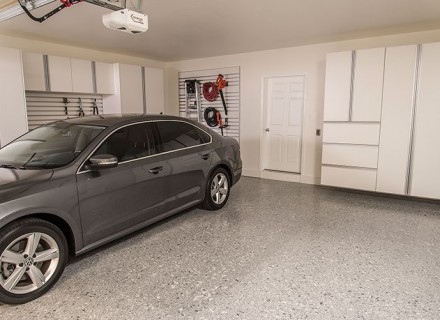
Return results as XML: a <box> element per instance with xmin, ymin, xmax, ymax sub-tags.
<box><xmin>0</xmin><ymin>164</ymin><xmax>26</xmax><ymax>170</ymax></box>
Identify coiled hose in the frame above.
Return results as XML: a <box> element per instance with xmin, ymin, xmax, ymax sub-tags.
<box><xmin>202</xmin><ymin>82</ymin><xmax>219</xmax><ymax>102</ymax></box>
<box><xmin>204</xmin><ymin>107</ymin><xmax>220</xmax><ymax>127</ymax></box>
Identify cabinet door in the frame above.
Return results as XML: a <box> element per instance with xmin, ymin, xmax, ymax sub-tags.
<box><xmin>22</xmin><ymin>52</ymin><xmax>46</xmax><ymax>91</ymax></box>
<box><xmin>95</xmin><ymin>62</ymin><xmax>115</xmax><ymax>94</ymax></box>
<box><xmin>48</xmin><ymin>55</ymin><xmax>72</xmax><ymax>92</ymax></box>
<box><xmin>144</xmin><ymin>67</ymin><xmax>165</xmax><ymax>114</ymax></box>
<box><xmin>323</xmin><ymin>51</ymin><xmax>352</xmax><ymax>121</ymax></box>
<box><xmin>71</xmin><ymin>58</ymin><xmax>94</xmax><ymax>93</ymax></box>
<box><xmin>352</xmin><ymin>48</ymin><xmax>385</xmax><ymax>122</ymax></box>
<box><xmin>376</xmin><ymin>45</ymin><xmax>418</xmax><ymax>195</ymax></box>
<box><xmin>0</xmin><ymin>47</ymin><xmax>28</xmax><ymax>147</ymax></box>
<box><xmin>410</xmin><ymin>43</ymin><xmax>440</xmax><ymax>199</ymax></box>
<box><xmin>119</xmin><ymin>64</ymin><xmax>143</xmax><ymax>113</ymax></box>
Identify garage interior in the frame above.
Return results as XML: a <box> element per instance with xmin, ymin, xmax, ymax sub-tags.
<box><xmin>0</xmin><ymin>0</ymin><xmax>440</xmax><ymax>318</ymax></box>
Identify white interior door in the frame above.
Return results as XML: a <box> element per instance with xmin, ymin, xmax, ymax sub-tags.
<box><xmin>264</xmin><ymin>76</ymin><xmax>304</xmax><ymax>173</ymax></box>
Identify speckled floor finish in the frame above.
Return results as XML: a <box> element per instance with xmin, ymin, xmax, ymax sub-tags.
<box><xmin>2</xmin><ymin>177</ymin><xmax>440</xmax><ymax>319</ymax></box>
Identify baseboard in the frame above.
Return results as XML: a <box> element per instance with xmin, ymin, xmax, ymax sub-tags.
<box><xmin>242</xmin><ymin>169</ymin><xmax>261</xmax><ymax>178</ymax></box>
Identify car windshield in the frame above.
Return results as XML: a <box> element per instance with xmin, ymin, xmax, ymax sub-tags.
<box><xmin>0</xmin><ymin>122</ymin><xmax>105</xmax><ymax>169</ymax></box>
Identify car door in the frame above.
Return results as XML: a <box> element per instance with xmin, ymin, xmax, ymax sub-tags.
<box><xmin>154</xmin><ymin>121</ymin><xmax>213</xmax><ymax>212</ymax></box>
<box><xmin>76</xmin><ymin>122</ymin><xmax>166</xmax><ymax>246</ymax></box>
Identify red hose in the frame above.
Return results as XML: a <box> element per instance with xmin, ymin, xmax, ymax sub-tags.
<box><xmin>203</xmin><ymin>82</ymin><xmax>219</xmax><ymax>102</ymax></box>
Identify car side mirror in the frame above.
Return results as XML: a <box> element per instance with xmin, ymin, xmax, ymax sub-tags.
<box><xmin>88</xmin><ymin>154</ymin><xmax>118</xmax><ymax>170</ymax></box>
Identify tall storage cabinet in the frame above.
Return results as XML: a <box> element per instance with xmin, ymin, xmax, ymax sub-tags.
<box><xmin>321</xmin><ymin>48</ymin><xmax>385</xmax><ymax>191</ymax></box>
<box><xmin>322</xmin><ymin>42</ymin><xmax>440</xmax><ymax>200</ymax></box>
<box><xmin>376</xmin><ymin>45</ymin><xmax>418</xmax><ymax>195</ymax></box>
<box><xmin>0</xmin><ymin>47</ymin><xmax>28</xmax><ymax>147</ymax></box>
<box><xmin>144</xmin><ymin>67</ymin><xmax>165</xmax><ymax>114</ymax></box>
<box><xmin>410</xmin><ymin>43</ymin><xmax>440</xmax><ymax>199</ymax></box>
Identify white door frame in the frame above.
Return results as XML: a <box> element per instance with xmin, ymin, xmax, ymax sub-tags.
<box><xmin>259</xmin><ymin>74</ymin><xmax>306</xmax><ymax>173</ymax></box>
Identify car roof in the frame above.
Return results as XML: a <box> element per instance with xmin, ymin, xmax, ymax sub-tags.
<box><xmin>61</xmin><ymin>114</ymin><xmax>195</xmax><ymax>127</ymax></box>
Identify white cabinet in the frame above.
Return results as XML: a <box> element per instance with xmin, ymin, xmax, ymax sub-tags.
<box><xmin>22</xmin><ymin>52</ymin><xmax>46</xmax><ymax>91</ymax></box>
<box><xmin>0</xmin><ymin>47</ymin><xmax>28</xmax><ymax>147</ymax></box>
<box><xmin>351</xmin><ymin>48</ymin><xmax>385</xmax><ymax>122</ymax></box>
<box><xmin>323</xmin><ymin>51</ymin><xmax>352</xmax><ymax>121</ymax></box>
<box><xmin>104</xmin><ymin>63</ymin><xmax>143</xmax><ymax>114</ymax></box>
<box><xmin>144</xmin><ymin>67</ymin><xmax>164</xmax><ymax>114</ymax></box>
<box><xmin>322</xmin><ymin>42</ymin><xmax>440</xmax><ymax>200</ymax></box>
<box><xmin>376</xmin><ymin>45</ymin><xmax>418</xmax><ymax>195</ymax></box>
<box><xmin>47</xmin><ymin>55</ymin><xmax>94</xmax><ymax>93</ymax></box>
<box><xmin>119</xmin><ymin>64</ymin><xmax>144</xmax><ymax>113</ymax></box>
<box><xmin>95</xmin><ymin>62</ymin><xmax>115</xmax><ymax>94</ymax></box>
<box><xmin>71</xmin><ymin>58</ymin><xmax>94</xmax><ymax>93</ymax></box>
<box><xmin>321</xmin><ymin>166</ymin><xmax>377</xmax><ymax>191</ymax></box>
<box><xmin>410</xmin><ymin>43</ymin><xmax>440</xmax><ymax>199</ymax></box>
<box><xmin>323</xmin><ymin>123</ymin><xmax>380</xmax><ymax>145</ymax></box>
<box><xmin>321</xmin><ymin>49</ymin><xmax>383</xmax><ymax>190</ymax></box>
<box><xmin>48</xmin><ymin>55</ymin><xmax>73</xmax><ymax>92</ymax></box>
<box><xmin>322</xmin><ymin>144</ymin><xmax>378</xmax><ymax>169</ymax></box>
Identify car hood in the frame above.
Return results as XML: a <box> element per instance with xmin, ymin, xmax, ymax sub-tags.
<box><xmin>0</xmin><ymin>168</ymin><xmax>54</xmax><ymax>189</ymax></box>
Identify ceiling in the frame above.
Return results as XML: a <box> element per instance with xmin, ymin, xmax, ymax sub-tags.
<box><xmin>1</xmin><ymin>0</ymin><xmax>440</xmax><ymax>61</ymax></box>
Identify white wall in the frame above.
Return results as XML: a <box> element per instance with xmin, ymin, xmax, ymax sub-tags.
<box><xmin>166</xmin><ymin>29</ymin><xmax>440</xmax><ymax>184</ymax></box>
<box><xmin>0</xmin><ymin>34</ymin><xmax>166</xmax><ymax>68</ymax></box>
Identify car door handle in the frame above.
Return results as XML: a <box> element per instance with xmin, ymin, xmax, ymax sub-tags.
<box><xmin>200</xmin><ymin>153</ymin><xmax>211</xmax><ymax>160</ymax></box>
<box><xmin>148</xmin><ymin>166</ymin><xmax>163</xmax><ymax>174</ymax></box>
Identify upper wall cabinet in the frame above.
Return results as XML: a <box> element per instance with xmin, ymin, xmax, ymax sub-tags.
<box><xmin>0</xmin><ymin>47</ymin><xmax>28</xmax><ymax>147</ymax></box>
<box><xmin>351</xmin><ymin>48</ymin><xmax>385</xmax><ymax>122</ymax></box>
<box><xmin>48</xmin><ymin>55</ymin><xmax>73</xmax><ymax>92</ymax></box>
<box><xmin>22</xmin><ymin>53</ymin><xmax>109</xmax><ymax>94</ymax></box>
<box><xmin>323</xmin><ymin>51</ymin><xmax>352</xmax><ymax>121</ymax></box>
<box><xmin>71</xmin><ymin>58</ymin><xmax>94</xmax><ymax>94</ymax></box>
<box><xmin>22</xmin><ymin>52</ymin><xmax>46</xmax><ymax>91</ymax></box>
<box><xmin>144</xmin><ymin>66</ymin><xmax>164</xmax><ymax>114</ymax></box>
<box><xmin>95</xmin><ymin>62</ymin><xmax>115</xmax><ymax>94</ymax></box>
<box><xmin>48</xmin><ymin>56</ymin><xmax>94</xmax><ymax>93</ymax></box>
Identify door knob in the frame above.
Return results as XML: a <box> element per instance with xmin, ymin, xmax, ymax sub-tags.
<box><xmin>265</xmin><ymin>128</ymin><xmax>270</xmax><ymax>132</ymax></box>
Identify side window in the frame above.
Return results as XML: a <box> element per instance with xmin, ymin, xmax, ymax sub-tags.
<box><xmin>195</xmin><ymin>127</ymin><xmax>211</xmax><ymax>144</ymax></box>
<box><xmin>156</xmin><ymin>121</ymin><xmax>206</xmax><ymax>152</ymax></box>
<box><xmin>94</xmin><ymin>123</ymin><xmax>158</xmax><ymax>161</ymax></box>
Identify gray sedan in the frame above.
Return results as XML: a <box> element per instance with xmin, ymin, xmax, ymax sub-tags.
<box><xmin>0</xmin><ymin>114</ymin><xmax>242</xmax><ymax>304</ymax></box>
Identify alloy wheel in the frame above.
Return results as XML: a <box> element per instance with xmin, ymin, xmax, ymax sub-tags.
<box><xmin>0</xmin><ymin>232</ymin><xmax>60</xmax><ymax>295</ymax></box>
<box><xmin>210</xmin><ymin>172</ymin><xmax>229</xmax><ymax>205</ymax></box>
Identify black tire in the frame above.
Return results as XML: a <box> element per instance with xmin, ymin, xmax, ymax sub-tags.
<box><xmin>0</xmin><ymin>218</ymin><xmax>68</xmax><ymax>305</ymax></box>
<box><xmin>201</xmin><ymin>167</ymin><xmax>231</xmax><ymax>211</ymax></box>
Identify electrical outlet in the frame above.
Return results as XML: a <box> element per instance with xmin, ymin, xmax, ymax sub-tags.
<box><xmin>316</xmin><ymin>129</ymin><xmax>321</xmax><ymax>136</ymax></box>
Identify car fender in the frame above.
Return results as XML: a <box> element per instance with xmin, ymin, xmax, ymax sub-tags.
<box><xmin>0</xmin><ymin>206</ymin><xmax>83</xmax><ymax>252</ymax></box>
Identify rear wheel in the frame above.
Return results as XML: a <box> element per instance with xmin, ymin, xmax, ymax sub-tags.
<box><xmin>202</xmin><ymin>167</ymin><xmax>231</xmax><ymax>210</ymax></box>
<box><xmin>0</xmin><ymin>218</ymin><xmax>68</xmax><ymax>304</ymax></box>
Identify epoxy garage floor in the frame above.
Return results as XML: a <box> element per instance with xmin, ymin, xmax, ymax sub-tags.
<box><xmin>2</xmin><ymin>177</ymin><xmax>440</xmax><ymax>319</ymax></box>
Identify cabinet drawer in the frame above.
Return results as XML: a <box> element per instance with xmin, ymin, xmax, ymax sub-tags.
<box><xmin>321</xmin><ymin>166</ymin><xmax>377</xmax><ymax>191</ymax></box>
<box><xmin>323</xmin><ymin>123</ymin><xmax>380</xmax><ymax>145</ymax></box>
<box><xmin>322</xmin><ymin>144</ymin><xmax>378</xmax><ymax>168</ymax></box>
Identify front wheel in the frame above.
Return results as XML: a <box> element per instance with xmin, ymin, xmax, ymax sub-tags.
<box><xmin>201</xmin><ymin>167</ymin><xmax>231</xmax><ymax>210</ymax></box>
<box><xmin>0</xmin><ymin>218</ymin><xmax>68</xmax><ymax>304</ymax></box>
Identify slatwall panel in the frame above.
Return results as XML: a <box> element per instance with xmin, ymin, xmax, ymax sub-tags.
<box><xmin>179</xmin><ymin>67</ymin><xmax>240</xmax><ymax>141</ymax></box>
<box><xmin>26</xmin><ymin>92</ymin><xmax>104</xmax><ymax>130</ymax></box>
